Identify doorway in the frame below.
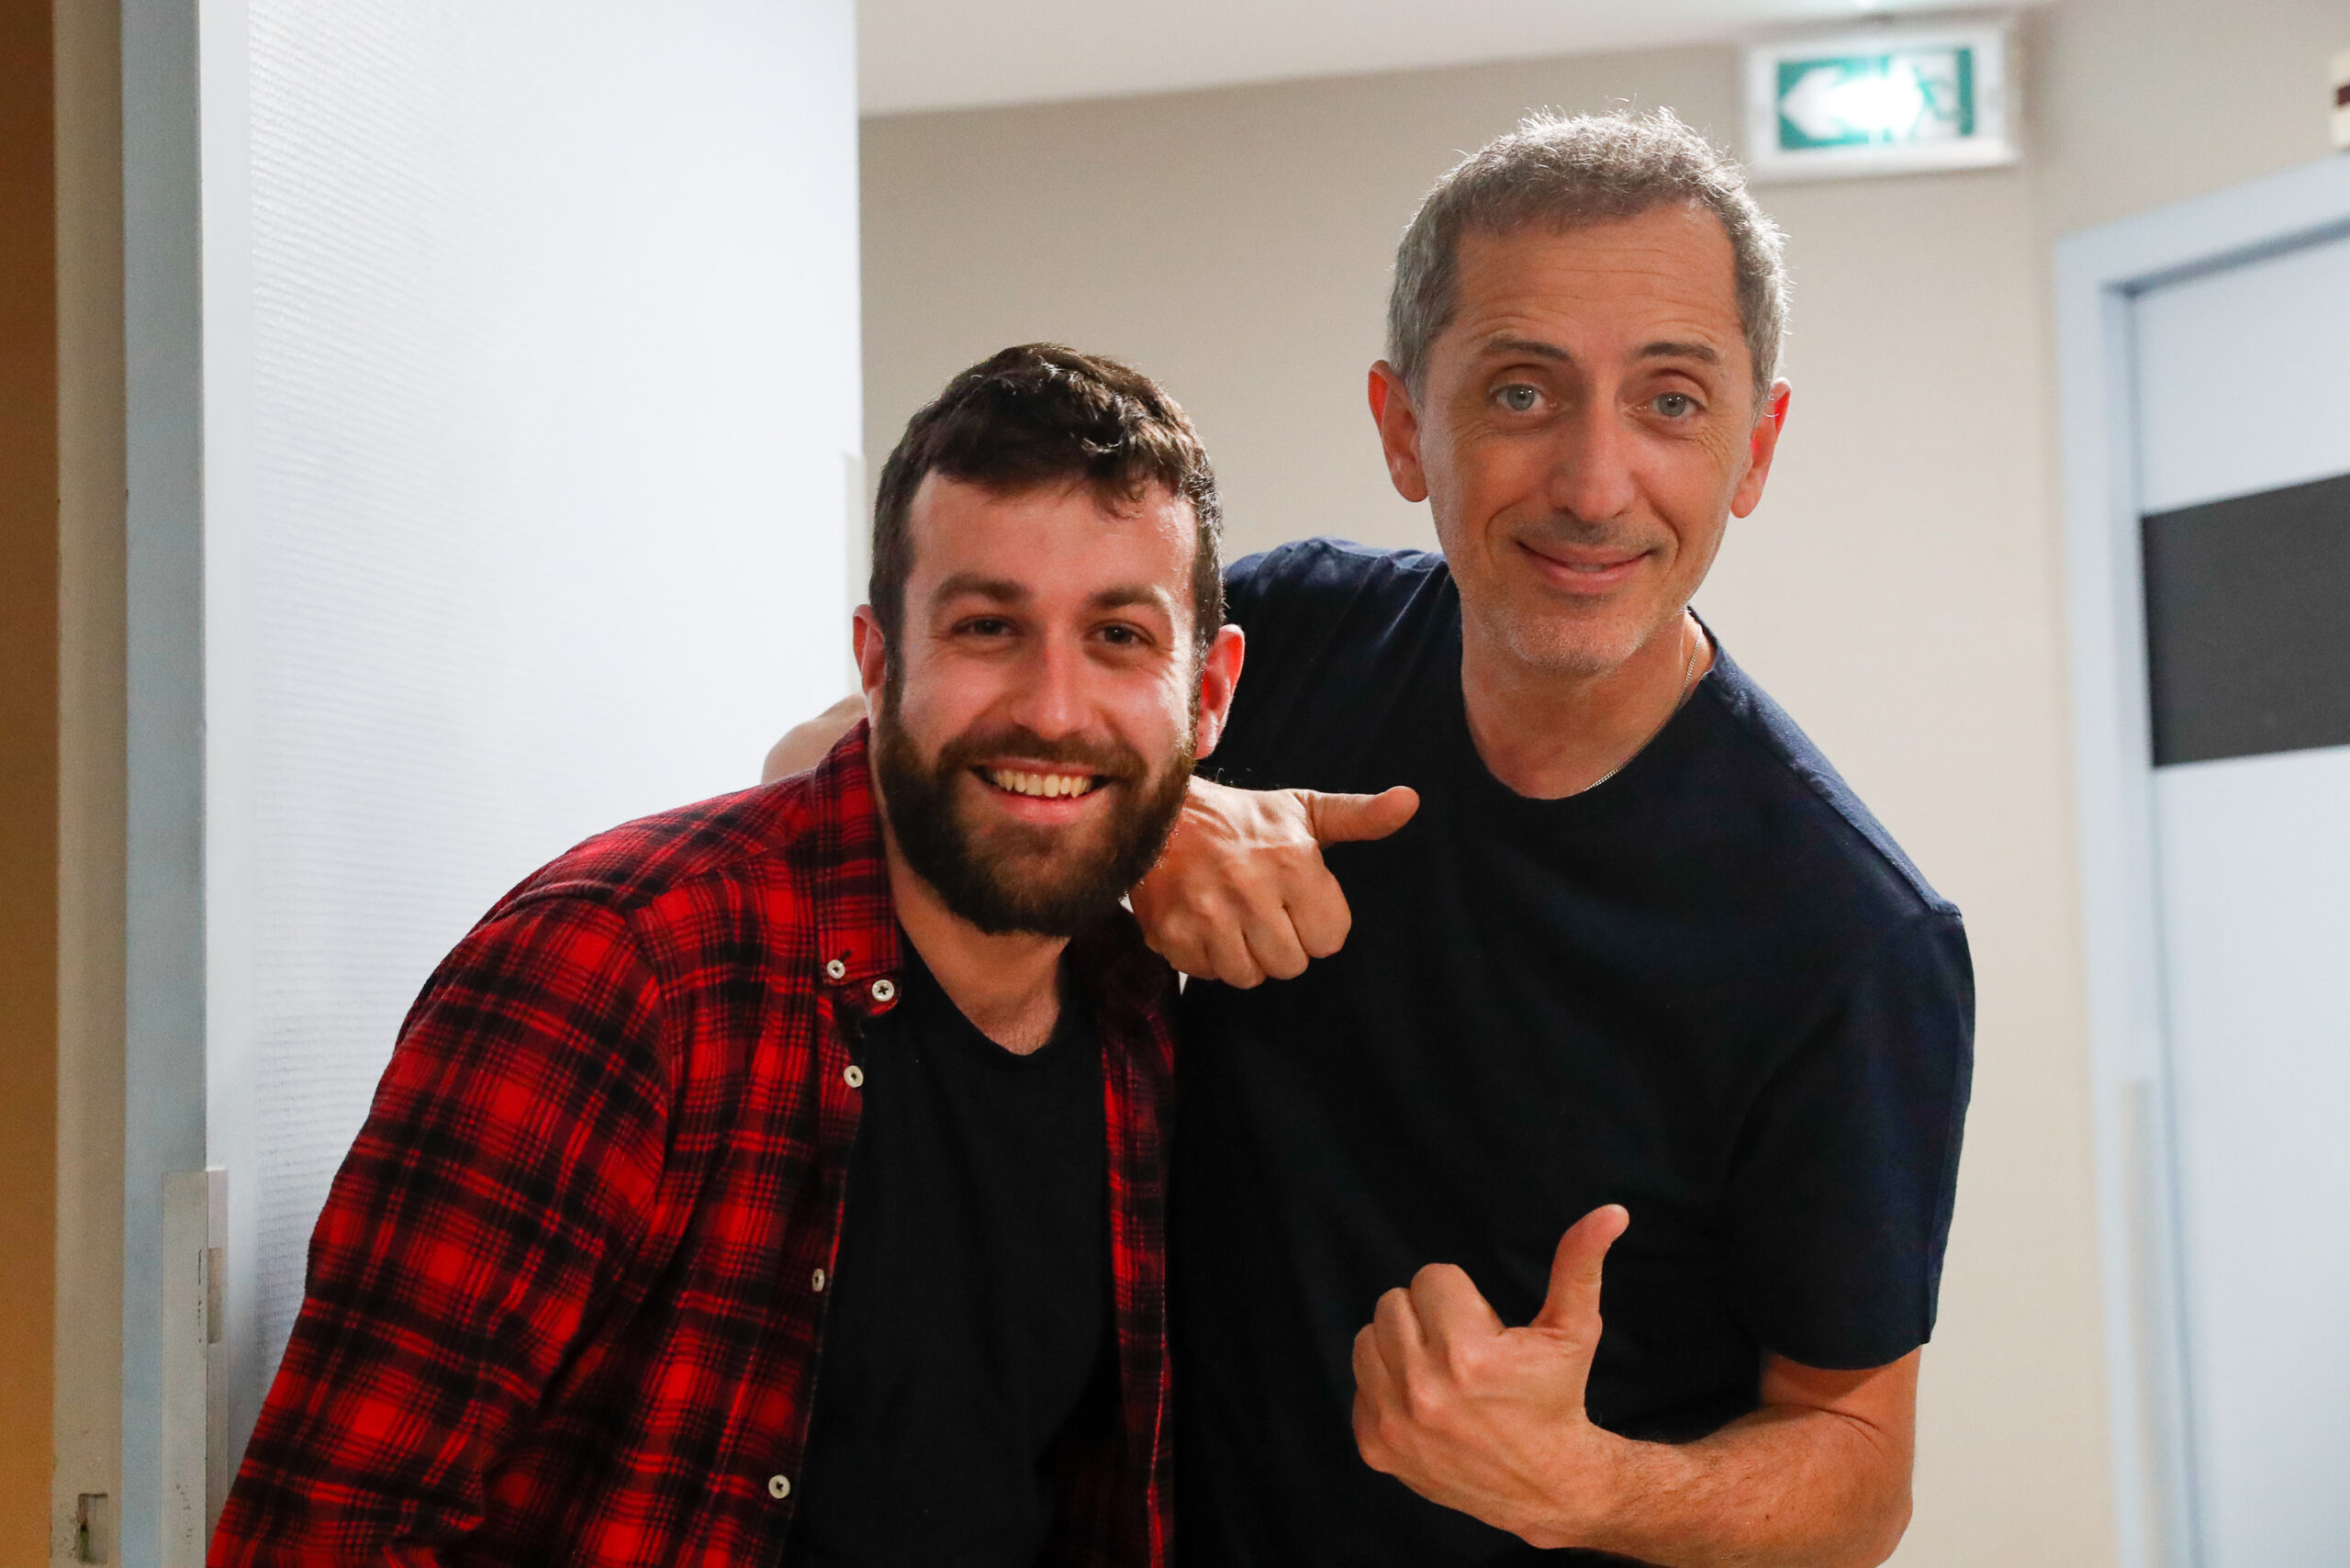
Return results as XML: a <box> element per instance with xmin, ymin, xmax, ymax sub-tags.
<box><xmin>2059</xmin><ymin>155</ymin><xmax>2350</xmax><ymax>1568</ymax></box>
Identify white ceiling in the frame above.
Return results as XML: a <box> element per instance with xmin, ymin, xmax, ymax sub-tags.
<box><xmin>859</xmin><ymin>0</ymin><xmax>2005</xmax><ymax>117</ymax></box>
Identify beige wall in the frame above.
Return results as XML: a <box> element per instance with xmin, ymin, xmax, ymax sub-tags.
<box><xmin>861</xmin><ymin>5</ymin><xmax>2346</xmax><ymax>1564</ymax></box>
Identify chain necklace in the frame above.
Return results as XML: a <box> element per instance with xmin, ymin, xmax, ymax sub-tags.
<box><xmin>1570</xmin><ymin>614</ymin><xmax>1706</xmax><ymax>797</ymax></box>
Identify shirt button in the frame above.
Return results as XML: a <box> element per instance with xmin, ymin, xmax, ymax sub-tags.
<box><xmin>843</xmin><ymin>1064</ymin><xmax>864</xmax><ymax>1089</ymax></box>
<box><xmin>767</xmin><ymin>1473</ymin><xmax>791</xmax><ymax>1500</ymax></box>
<box><xmin>870</xmin><ymin>977</ymin><xmax>896</xmax><ymax>1004</ymax></box>
<box><xmin>823</xmin><ymin>958</ymin><xmax>846</xmax><ymax>980</ymax></box>
<box><xmin>811</xmin><ymin>1267</ymin><xmax>827</xmax><ymax>1292</ymax></box>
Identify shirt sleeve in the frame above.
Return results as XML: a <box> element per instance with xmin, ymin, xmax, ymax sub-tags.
<box><xmin>1200</xmin><ymin>548</ymin><xmax>1281</xmax><ymax>788</ymax></box>
<box><xmin>1722</xmin><ymin>909</ymin><xmax>1975</xmax><ymax>1372</ymax></box>
<box><xmin>1206</xmin><ymin>538</ymin><xmax>1426</xmax><ymax>789</ymax></box>
<box><xmin>211</xmin><ymin>895</ymin><xmax>670</xmax><ymax>1565</ymax></box>
<box><xmin>1218</xmin><ymin>546</ymin><xmax>1283</xmax><ymax>642</ymax></box>
<box><xmin>1218</xmin><ymin>537</ymin><xmax>1390</xmax><ymax>639</ymax></box>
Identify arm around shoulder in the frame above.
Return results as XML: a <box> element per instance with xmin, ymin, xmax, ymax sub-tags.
<box><xmin>763</xmin><ymin>694</ymin><xmax>866</xmax><ymax>782</ymax></box>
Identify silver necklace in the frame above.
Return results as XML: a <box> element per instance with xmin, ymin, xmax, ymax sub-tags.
<box><xmin>1571</xmin><ymin>616</ymin><xmax>1704</xmax><ymax>797</ymax></box>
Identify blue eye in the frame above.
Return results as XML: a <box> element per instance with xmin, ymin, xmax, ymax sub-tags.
<box><xmin>1496</xmin><ymin>384</ymin><xmax>1541</xmax><ymax>413</ymax></box>
<box><xmin>1655</xmin><ymin>393</ymin><xmax>1697</xmax><ymax>418</ymax></box>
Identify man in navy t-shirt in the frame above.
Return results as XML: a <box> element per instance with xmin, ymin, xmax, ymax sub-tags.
<box><xmin>768</xmin><ymin>110</ymin><xmax>1973</xmax><ymax>1568</ymax></box>
<box><xmin>1131</xmin><ymin>110</ymin><xmax>1972</xmax><ymax>1566</ymax></box>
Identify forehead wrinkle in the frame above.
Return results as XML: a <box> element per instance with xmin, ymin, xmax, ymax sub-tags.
<box><xmin>1455</xmin><ymin>222</ymin><xmax>1742</xmax><ymax>342</ymax></box>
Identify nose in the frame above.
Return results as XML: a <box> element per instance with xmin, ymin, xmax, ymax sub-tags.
<box><xmin>1002</xmin><ymin>626</ymin><xmax>1089</xmax><ymax>742</ymax></box>
<box><xmin>1545</xmin><ymin>399</ymin><xmax>1639</xmax><ymax>525</ymax></box>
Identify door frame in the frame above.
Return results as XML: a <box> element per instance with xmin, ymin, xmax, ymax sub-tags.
<box><xmin>2055</xmin><ymin>153</ymin><xmax>2350</xmax><ymax>1568</ymax></box>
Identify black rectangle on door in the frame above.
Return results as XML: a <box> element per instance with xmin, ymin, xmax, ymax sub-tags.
<box><xmin>2142</xmin><ymin>469</ymin><xmax>2350</xmax><ymax>767</ymax></box>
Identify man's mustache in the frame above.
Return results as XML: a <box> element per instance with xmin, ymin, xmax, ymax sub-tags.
<box><xmin>933</xmin><ymin>722</ymin><xmax>1148</xmax><ymax>783</ymax></box>
<box><xmin>1516</xmin><ymin>514</ymin><xmax>1658</xmax><ymax>553</ymax></box>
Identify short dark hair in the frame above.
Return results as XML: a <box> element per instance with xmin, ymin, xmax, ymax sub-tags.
<box><xmin>870</xmin><ymin>343</ymin><xmax>1225</xmax><ymax>657</ymax></box>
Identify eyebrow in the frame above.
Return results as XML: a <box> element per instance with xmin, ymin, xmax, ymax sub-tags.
<box><xmin>1085</xmin><ymin>583</ymin><xmax>1175</xmax><ymax>614</ymax></box>
<box><xmin>1475</xmin><ymin>334</ymin><xmax>1723</xmax><ymax>366</ymax></box>
<box><xmin>930</xmin><ymin>574</ymin><xmax>1175</xmax><ymax>616</ymax></box>
<box><xmin>930</xmin><ymin>573</ymin><xmax>1028</xmax><ymax>607</ymax></box>
<box><xmin>1479</xmin><ymin>334</ymin><xmax>1570</xmax><ymax>363</ymax></box>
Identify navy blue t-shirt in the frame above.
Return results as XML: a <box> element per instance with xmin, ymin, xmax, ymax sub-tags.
<box><xmin>1172</xmin><ymin>540</ymin><xmax>1974</xmax><ymax>1566</ymax></box>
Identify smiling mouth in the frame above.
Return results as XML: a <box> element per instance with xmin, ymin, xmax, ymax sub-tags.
<box><xmin>1520</xmin><ymin>540</ymin><xmax>1645</xmax><ymax>573</ymax></box>
<box><xmin>1515</xmin><ymin>540</ymin><xmax>1655</xmax><ymax>585</ymax></box>
<box><xmin>979</xmin><ymin>767</ymin><xmax>1103</xmax><ymax>800</ymax></box>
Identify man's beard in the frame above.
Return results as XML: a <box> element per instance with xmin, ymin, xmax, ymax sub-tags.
<box><xmin>871</xmin><ymin>675</ymin><xmax>1194</xmax><ymax>938</ymax></box>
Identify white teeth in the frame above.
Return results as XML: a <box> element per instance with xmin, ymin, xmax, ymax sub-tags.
<box><xmin>985</xmin><ymin>767</ymin><xmax>1098</xmax><ymax>799</ymax></box>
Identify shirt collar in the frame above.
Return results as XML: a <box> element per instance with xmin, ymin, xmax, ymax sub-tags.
<box><xmin>800</xmin><ymin>721</ymin><xmax>906</xmax><ymax>1015</ymax></box>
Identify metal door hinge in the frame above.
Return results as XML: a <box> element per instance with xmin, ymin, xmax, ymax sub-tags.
<box><xmin>162</xmin><ymin>1169</ymin><xmax>229</xmax><ymax>1567</ymax></box>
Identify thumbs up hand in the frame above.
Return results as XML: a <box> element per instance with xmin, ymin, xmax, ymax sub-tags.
<box><xmin>1351</xmin><ymin>1205</ymin><xmax>1633</xmax><ymax>1551</ymax></box>
<box><xmin>1130</xmin><ymin>777</ymin><xmax>1418</xmax><ymax>987</ymax></box>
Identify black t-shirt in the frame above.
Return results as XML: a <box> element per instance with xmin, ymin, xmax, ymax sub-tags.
<box><xmin>791</xmin><ymin>946</ymin><xmax>1113</xmax><ymax>1567</ymax></box>
<box><xmin>1172</xmin><ymin>540</ymin><xmax>1974</xmax><ymax>1566</ymax></box>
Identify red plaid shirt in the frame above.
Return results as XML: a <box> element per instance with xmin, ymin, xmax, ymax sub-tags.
<box><xmin>213</xmin><ymin>726</ymin><xmax>1177</xmax><ymax>1567</ymax></box>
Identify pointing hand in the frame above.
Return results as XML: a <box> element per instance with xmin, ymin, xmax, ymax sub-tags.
<box><xmin>1130</xmin><ymin>778</ymin><xmax>1417</xmax><ymax>986</ymax></box>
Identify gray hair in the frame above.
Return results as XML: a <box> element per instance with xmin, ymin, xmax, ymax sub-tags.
<box><xmin>1386</xmin><ymin>108</ymin><xmax>1789</xmax><ymax>408</ymax></box>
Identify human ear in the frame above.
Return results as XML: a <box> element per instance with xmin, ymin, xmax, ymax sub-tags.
<box><xmin>1190</xmin><ymin>623</ymin><xmax>1247</xmax><ymax>760</ymax></box>
<box><xmin>852</xmin><ymin>606</ymin><xmax>889</xmax><ymax>712</ymax></box>
<box><xmin>1730</xmin><ymin>379</ymin><xmax>1793</xmax><ymax>520</ymax></box>
<box><xmin>1369</xmin><ymin>362</ymin><xmax>1430</xmax><ymax>505</ymax></box>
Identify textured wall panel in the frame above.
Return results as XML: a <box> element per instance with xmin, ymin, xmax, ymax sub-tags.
<box><xmin>240</xmin><ymin>0</ymin><xmax>857</xmax><ymax>1409</ymax></box>
<box><xmin>2141</xmin><ymin>471</ymin><xmax>2350</xmax><ymax>767</ymax></box>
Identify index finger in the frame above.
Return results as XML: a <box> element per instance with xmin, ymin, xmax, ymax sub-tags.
<box><xmin>1370</xmin><ymin>1282</ymin><xmax>1428</xmax><ymax>1375</ymax></box>
<box><xmin>1407</xmin><ymin>1262</ymin><xmax>1505</xmax><ymax>1361</ymax></box>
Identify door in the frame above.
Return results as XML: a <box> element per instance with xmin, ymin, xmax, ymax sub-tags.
<box><xmin>119</xmin><ymin>2</ymin><xmax>863</xmax><ymax>1559</ymax></box>
<box><xmin>2130</xmin><ymin>223</ymin><xmax>2350</xmax><ymax>1566</ymax></box>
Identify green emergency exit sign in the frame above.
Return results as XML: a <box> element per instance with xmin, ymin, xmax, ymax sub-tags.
<box><xmin>1745</xmin><ymin>22</ymin><xmax>2017</xmax><ymax>181</ymax></box>
<box><xmin>1775</xmin><ymin>47</ymin><xmax>1975</xmax><ymax>149</ymax></box>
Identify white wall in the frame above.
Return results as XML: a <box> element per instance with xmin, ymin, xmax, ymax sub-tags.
<box><xmin>228</xmin><ymin>0</ymin><xmax>861</xmax><ymax>1420</ymax></box>
<box><xmin>856</xmin><ymin>3</ymin><xmax>2347</xmax><ymax>1562</ymax></box>
<box><xmin>120</xmin><ymin>0</ymin><xmax>862</xmax><ymax>1557</ymax></box>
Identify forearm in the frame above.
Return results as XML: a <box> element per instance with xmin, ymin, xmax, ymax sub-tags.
<box><xmin>763</xmin><ymin>693</ymin><xmax>865</xmax><ymax>781</ymax></box>
<box><xmin>1537</xmin><ymin>1404</ymin><xmax>1911</xmax><ymax>1568</ymax></box>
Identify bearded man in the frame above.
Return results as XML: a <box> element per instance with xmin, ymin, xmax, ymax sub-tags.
<box><xmin>212</xmin><ymin>343</ymin><xmax>1244</xmax><ymax>1568</ymax></box>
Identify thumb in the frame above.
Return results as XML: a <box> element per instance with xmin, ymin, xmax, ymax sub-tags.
<box><xmin>1301</xmin><ymin>785</ymin><xmax>1420</xmax><ymax>846</ymax></box>
<box><xmin>1532</xmin><ymin>1204</ymin><xmax>1629</xmax><ymax>1335</ymax></box>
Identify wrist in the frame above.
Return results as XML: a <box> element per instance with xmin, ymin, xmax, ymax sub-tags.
<box><xmin>1513</xmin><ymin>1423</ymin><xmax>1651</xmax><ymax>1553</ymax></box>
